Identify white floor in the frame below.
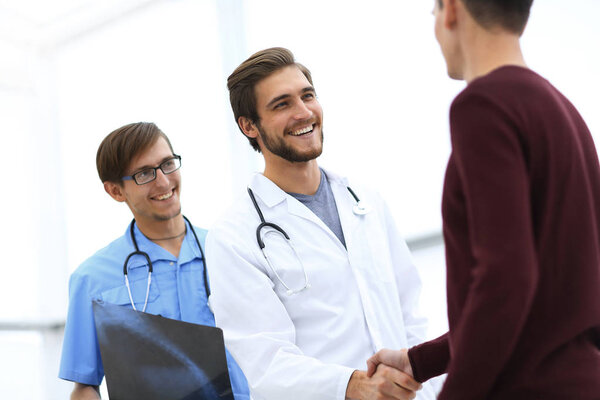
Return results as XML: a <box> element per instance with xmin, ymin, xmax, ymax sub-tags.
<box><xmin>0</xmin><ymin>243</ymin><xmax>447</xmax><ymax>399</ymax></box>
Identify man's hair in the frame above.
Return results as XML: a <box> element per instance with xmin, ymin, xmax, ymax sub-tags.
<box><xmin>227</xmin><ymin>47</ymin><xmax>313</xmax><ymax>152</ymax></box>
<box><xmin>96</xmin><ymin>122</ymin><xmax>173</xmax><ymax>183</ymax></box>
<box><xmin>438</xmin><ymin>0</ymin><xmax>533</xmax><ymax>34</ymax></box>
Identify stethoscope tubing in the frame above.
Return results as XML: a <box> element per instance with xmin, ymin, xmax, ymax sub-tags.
<box><xmin>123</xmin><ymin>215</ymin><xmax>208</xmax><ymax>312</ymax></box>
<box><xmin>247</xmin><ymin>184</ymin><xmax>368</xmax><ymax>295</ymax></box>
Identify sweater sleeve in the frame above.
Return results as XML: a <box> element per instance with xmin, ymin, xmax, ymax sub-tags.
<box><xmin>438</xmin><ymin>93</ymin><xmax>539</xmax><ymax>399</ymax></box>
<box><xmin>408</xmin><ymin>333</ymin><xmax>450</xmax><ymax>383</ymax></box>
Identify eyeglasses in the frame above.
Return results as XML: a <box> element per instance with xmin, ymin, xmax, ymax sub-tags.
<box><xmin>122</xmin><ymin>155</ymin><xmax>182</xmax><ymax>185</ymax></box>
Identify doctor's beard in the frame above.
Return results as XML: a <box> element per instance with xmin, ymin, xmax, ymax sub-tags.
<box><xmin>257</xmin><ymin>123</ymin><xmax>324</xmax><ymax>163</ymax></box>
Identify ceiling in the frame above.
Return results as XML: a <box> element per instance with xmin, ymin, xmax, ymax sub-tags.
<box><xmin>0</xmin><ymin>0</ymin><xmax>161</xmax><ymax>48</ymax></box>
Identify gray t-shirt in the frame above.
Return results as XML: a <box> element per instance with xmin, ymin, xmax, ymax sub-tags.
<box><xmin>288</xmin><ymin>170</ymin><xmax>346</xmax><ymax>248</ymax></box>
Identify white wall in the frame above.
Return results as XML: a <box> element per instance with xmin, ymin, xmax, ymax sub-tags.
<box><xmin>53</xmin><ymin>0</ymin><xmax>233</xmax><ymax>282</ymax></box>
<box><xmin>1</xmin><ymin>0</ymin><xmax>599</xmax><ymax>325</ymax></box>
<box><xmin>0</xmin><ymin>1</ymin><xmax>598</xmax><ymax>398</ymax></box>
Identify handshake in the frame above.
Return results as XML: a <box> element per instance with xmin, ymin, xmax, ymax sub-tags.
<box><xmin>346</xmin><ymin>349</ymin><xmax>421</xmax><ymax>400</ymax></box>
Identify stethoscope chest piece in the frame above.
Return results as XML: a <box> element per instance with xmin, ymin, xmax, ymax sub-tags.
<box><xmin>346</xmin><ymin>186</ymin><xmax>371</xmax><ymax>216</ymax></box>
<box><xmin>285</xmin><ymin>282</ymin><xmax>311</xmax><ymax>296</ymax></box>
<box><xmin>352</xmin><ymin>201</ymin><xmax>371</xmax><ymax>215</ymax></box>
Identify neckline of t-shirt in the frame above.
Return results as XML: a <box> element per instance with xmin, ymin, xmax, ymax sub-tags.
<box><xmin>287</xmin><ymin>168</ymin><xmax>327</xmax><ymax>200</ymax></box>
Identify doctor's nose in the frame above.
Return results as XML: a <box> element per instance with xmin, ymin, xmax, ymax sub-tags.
<box><xmin>154</xmin><ymin>168</ymin><xmax>170</xmax><ymax>186</ymax></box>
<box><xmin>293</xmin><ymin>101</ymin><xmax>313</xmax><ymax>120</ymax></box>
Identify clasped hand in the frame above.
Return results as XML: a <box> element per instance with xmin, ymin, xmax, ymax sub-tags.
<box><xmin>346</xmin><ymin>348</ymin><xmax>420</xmax><ymax>400</ymax></box>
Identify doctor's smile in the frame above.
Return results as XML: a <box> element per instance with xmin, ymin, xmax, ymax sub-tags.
<box><xmin>288</xmin><ymin>123</ymin><xmax>316</xmax><ymax>136</ymax></box>
<box><xmin>151</xmin><ymin>189</ymin><xmax>175</xmax><ymax>201</ymax></box>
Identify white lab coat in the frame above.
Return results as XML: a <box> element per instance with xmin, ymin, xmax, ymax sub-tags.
<box><xmin>206</xmin><ymin>169</ymin><xmax>436</xmax><ymax>400</ymax></box>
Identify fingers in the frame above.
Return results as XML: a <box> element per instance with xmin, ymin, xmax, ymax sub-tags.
<box><xmin>366</xmin><ymin>348</ymin><xmax>391</xmax><ymax>377</ymax></box>
<box><xmin>385</xmin><ymin>364</ymin><xmax>421</xmax><ymax>392</ymax></box>
<box><xmin>366</xmin><ymin>357</ymin><xmax>378</xmax><ymax>377</ymax></box>
<box><xmin>391</xmin><ymin>385</ymin><xmax>417</xmax><ymax>400</ymax></box>
<box><xmin>364</xmin><ymin>349</ymin><xmax>422</xmax><ymax>400</ymax></box>
<box><xmin>366</xmin><ymin>348</ymin><xmax>403</xmax><ymax>377</ymax></box>
<box><xmin>374</xmin><ymin>365</ymin><xmax>420</xmax><ymax>400</ymax></box>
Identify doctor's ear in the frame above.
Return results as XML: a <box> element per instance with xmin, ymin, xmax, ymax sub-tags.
<box><xmin>104</xmin><ymin>181</ymin><xmax>126</xmax><ymax>202</ymax></box>
<box><xmin>238</xmin><ymin>116</ymin><xmax>259</xmax><ymax>139</ymax></box>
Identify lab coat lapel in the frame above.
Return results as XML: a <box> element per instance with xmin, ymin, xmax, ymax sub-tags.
<box><xmin>248</xmin><ymin>173</ymin><xmax>287</xmax><ymax>209</ymax></box>
<box><xmin>285</xmin><ymin>195</ymin><xmax>323</xmax><ymax>224</ymax></box>
<box><xmin>325</xmin><ymin>170</ymin><xmax>366</xmax><ymax>259</ymax></box>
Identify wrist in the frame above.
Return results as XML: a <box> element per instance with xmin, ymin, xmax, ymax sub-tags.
<box><xmin>402</xmin><ymin>348</ymin><xmax>414</xmax><ymax>377</ymax></box>
<box><xmin>345</xmin><ymin>370</ymin><xmax>366</xmax><ymax>399</ymax></box>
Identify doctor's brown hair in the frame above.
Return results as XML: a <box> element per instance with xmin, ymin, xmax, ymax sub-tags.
<box><xmin>437</xmin><ymin>0</ymin><xmax>533</xmax><ymax>35</ymax></box>
<box><xmin>227</xmin><ymin>47</ymin><xmax>313</xmax><ymax>152</ymax></box>
<box><xmin>96</xmin><ymin>122</ymin><xmax>174</xmax><ymax>184</ymax></box>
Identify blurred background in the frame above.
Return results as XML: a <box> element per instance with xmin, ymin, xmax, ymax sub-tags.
<box><xmin>0</xmin><ymin>0</ymin><xmax>598</xmax><ymax>398</ymax></box>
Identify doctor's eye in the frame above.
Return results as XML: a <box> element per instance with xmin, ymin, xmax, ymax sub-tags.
<box><xmin>135</xmin><ymin>169</ymin><xmax>155</xmax><ymax>182</ymax></box>
<box><xmin>161</xmin><ymin>159</ymin><xmax>176</xmax><ymax>171</ymax></box>
<box><xmin>159</xmin><ymin>156</ymin><xmax>181</xmax><ymax>175</ymax></box>
<box><xmin>273</xmin><ymin>101</ymin><xmax>288</xmax><ymax>110</ymax></box>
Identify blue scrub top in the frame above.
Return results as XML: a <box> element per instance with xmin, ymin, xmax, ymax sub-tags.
<box><xmin>59</xmin><ymin>220</ymin><xmax>249</xmax><ymax>399</ymax></box>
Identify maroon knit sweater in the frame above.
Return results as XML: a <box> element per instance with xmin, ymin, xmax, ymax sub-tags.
<box><xmin>408</xmin><ymin>66</ymin><xmax>600</xmax><ymax>399</ymax></box>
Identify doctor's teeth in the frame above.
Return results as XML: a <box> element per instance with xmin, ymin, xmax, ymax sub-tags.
<box><xmin>290</xmin><ymin>126</ymin><xmax>313</xmax><ymax>136</ymax></box>
<box><xmin>156</xmin><ymin>192</ymin><xmax>173</xmax><ymax>200</ymax></box>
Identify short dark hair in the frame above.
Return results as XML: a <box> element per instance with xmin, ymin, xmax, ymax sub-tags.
<box><xmin>96</xmin><ymin>122</ymin><xmax>173</xmax><ymax>183</ymax></box>
<box><xmin>227</xmin><ymin>47</ymin><xmax>313</xmax><ymax>152</ymax></box>
<box><xmin>439</xmin><ymin>0</ymin><xmax>533</xmax><ymax>34</ymax></box>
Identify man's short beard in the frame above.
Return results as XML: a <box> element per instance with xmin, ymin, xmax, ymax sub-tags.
<box><xmin>257</xmin><ymin>123</ymin><xmax>324</xmax><ymax>163</ymax></box>
<box><xmin>153</xmin><ymin>206</ymin><xmax>182</xmax><ymax>221</ymax></box>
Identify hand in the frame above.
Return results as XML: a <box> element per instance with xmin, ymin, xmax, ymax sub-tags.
<box><xmin>345</xmin><ymin>366</ymin><xmax>421</xmax><ymax>400</ymax></box>
<box><xmin>366</xmin><ymin>348</ymin><xmax>413</xmax><ymax>378</ymax></box>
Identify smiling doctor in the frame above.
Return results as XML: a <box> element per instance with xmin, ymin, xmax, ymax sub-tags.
<box><xmin>59</xmin><ymin>122</ymin><xmax>248</xmax><ymax>399</ymax></box>
<box><xmin>205</xmin><ymin>48</ymin><xmax>436</xmax><ymax>400</ymax></box>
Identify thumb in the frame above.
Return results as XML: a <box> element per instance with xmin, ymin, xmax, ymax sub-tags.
<box><xmin>366</xmin><ymin>357</ymin><xmax>377</xmax><ymax>377</ymax></box>
<box><xmin>366</xmin><ymin>350</ymin><xmax>387</xmax><ymax>377</ymax></box>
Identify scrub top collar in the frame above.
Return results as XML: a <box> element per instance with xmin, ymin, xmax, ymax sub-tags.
<box><xmin>125</xmin><ymin>218</ymin><xmax>203</xmax><ymax>270</ymax></box>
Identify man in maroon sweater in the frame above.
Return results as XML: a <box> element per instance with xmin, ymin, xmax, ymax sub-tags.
<box><xmin>367</xmin><ymin>0</ymin><xmax>600</xmax><ymax>399</ymax></box>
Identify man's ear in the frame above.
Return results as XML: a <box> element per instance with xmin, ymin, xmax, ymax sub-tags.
<box><xmin>238</xmin><ymin>116</ymin><xmax>259</xmax><ymax>139</ymax></box>
<box><xmin>443</xmin><ymin>0</ymin><xmax>459</xmax><ymax>29</ymax></box>
<box><xmin>104</xmin><ymin>181</ymin><xmax>126</xmax><ymax>202</ymax></box>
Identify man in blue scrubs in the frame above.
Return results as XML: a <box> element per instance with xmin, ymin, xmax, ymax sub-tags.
<box><xmin>59</xmin><ymin>122</ymin><xmax>249</xmax><ymax>399</ymax></box>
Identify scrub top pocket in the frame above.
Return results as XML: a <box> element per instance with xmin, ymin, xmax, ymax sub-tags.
<box><xmin>100</xmin><ymin>280</ymin><xmax>161</xmax><ymax>311</ymax></box>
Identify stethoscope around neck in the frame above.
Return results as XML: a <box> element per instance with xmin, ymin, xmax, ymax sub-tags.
<box><xmin>123</xmin><ymin>215</ymin><xmax>208</xmax><ymax>312</ymax></box>
<box><xmin>247</xmin><ymin>185</ymin><xmax>370</xmax><ymax>296</ymax></box>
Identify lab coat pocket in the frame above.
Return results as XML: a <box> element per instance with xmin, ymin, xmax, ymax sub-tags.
<box><xmin>100</xmin><ymin>280</ymin><xmax>160</xmax><ymax>310</ymax></box>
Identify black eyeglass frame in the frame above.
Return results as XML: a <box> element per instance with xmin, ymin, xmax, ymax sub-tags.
<box><xmin>121</xmin><ymin>154</ymin><xmax>182</xmax><ymax>185</ymax></box>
